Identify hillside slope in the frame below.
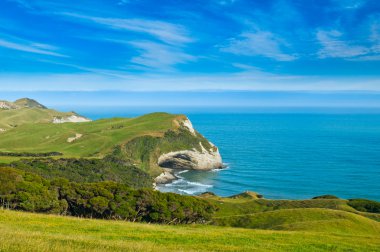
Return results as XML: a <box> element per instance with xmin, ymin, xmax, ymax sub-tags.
<box><xmin>0</xmin><ymin>99</ymin><xmax>223</xmax><ymax>179</ymax></box>
<box><xmin>1</xmin><ymin>209</ymin><xmax>379</xmax><ymax>252</ymax></box>
<box><xmin>0</xmin><ymin>98</ymin><xmax>89</xmax><ymax>130</ymax></box>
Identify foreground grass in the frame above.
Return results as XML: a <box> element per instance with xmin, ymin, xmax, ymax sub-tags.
<box><xmin>0</xmin><ymin>209</ymin><xmax>379</xmax><ymax>252</ymax></box>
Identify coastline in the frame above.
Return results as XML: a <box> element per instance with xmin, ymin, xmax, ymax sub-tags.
<box><xmin>154</xmin><ymin>166</ymin><xmax>226</xmax><ymax>195</ymax></box>
<box><xmin>153</xmin><ymin>168</ymin><xmax>178</xmax><ymax>190</ymax></box>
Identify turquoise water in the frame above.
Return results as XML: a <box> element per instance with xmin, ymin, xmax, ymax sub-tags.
<box><xmin>72</xmin><ymin>107</ymin><xmax>380</xmax><ymax>200</ymax></box>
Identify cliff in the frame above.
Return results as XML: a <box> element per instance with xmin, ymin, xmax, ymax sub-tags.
<box><xmin>0</xmin><ymin>100</ymin><xmax>223</xmax><ymax>186</ymax></box>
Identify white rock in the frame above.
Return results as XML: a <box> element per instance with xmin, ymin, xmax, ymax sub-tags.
<box><xmin>0</xmin><ymin>101</ymin><xmax>17</xmax><ymax>110</ymax></box>
<box><xmin>154</xmin><ymin>169</ymin><xmax>177</xmax><ymax>185</ymax></box>
<box><xmin>181</xmin><ymin>118</ymin><xmax>196</xmax><ymax>135</ymax></box>
<box><xmin>53</xmin><ymin>115</ymin><xmax>91</xmax><ymax>124</ymax></box>
<box><xmin>67</xmin><ymin>133</ymin><xmax>83</xmax><ymax>143</ymax></box>
<box><xmin>158</xmin><ymin>141</ymin><xmax>223</xmax><ymax>171</ymax></box>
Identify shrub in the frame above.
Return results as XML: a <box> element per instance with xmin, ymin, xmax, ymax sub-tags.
<box><xmin>0</xmin><ymin>167</ymin><xmax>217</xmax><ymax>224</ymax></box>
<box><xmin>348</xmin><ymin>199</ymin><xmax>380</xmax><ymax>213</ymax></box>
<box><xmin>312</xmin><ymin>195</ymin><xmax>339</xmax><ymax>199</ymax></box>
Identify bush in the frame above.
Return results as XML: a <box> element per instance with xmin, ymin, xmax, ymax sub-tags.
<box><xmin>0</xmin><ymin>167</ymin><xmax>217</xmax><ymax>224</ymax></box>
<box><xmin>312</xmin><ymin>195</ymin><xmax>339</xmax><ymax>199</ymax></box>
<box><xmin>348</xmin><ymin>199</ymin><xmax>380</xmax><ymax>213</ymax></box>
<box><xmin>10</xmin><ymin>156</ymin><xmax>152</xmax><ymax>189</ymax></box>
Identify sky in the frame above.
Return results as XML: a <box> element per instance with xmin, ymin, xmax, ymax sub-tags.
<box><xmin>0</xmin><ymin>0</ymin><xmax>380</xmax><ymax>107</ymax></box>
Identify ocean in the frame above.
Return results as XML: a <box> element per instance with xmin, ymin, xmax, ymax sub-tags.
<box><xmin>69</xmin><ymin>107</ymin><xmax>380</xmax><ymax>201</ymax></box>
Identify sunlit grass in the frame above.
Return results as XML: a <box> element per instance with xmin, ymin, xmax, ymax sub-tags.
<box><xmin>0</xmin><ymin>209</ymin><xmax>379</xmax><ymax>251</ymax></box>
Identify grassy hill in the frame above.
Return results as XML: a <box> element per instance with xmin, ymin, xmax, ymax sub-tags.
<box><xmin>0</xmin><ymin>112</ymin><xmax>179</xmax><ymax>158</ymax></box>
<box><xmin>0</xmin><ymin>98</ymin><xmax>80</xmax><ymax>130</ymax></box>
<box><xmin>1</xmin><ymin>209</ymin><xmax>379</xmax><ymax>252</ymax></box>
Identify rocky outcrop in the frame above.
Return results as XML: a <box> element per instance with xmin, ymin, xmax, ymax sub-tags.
<box><xmin>181</xmin><ymin>118</ymin><xmax>196</xmax><ymax>135</ymax></box>
<box><xmin>0</xmin><ymin>101</ymin><xmax>18</xmax><ymax>110</ymax></box>
<box><xmin>158</xmin><ymin>142</ymin><xmax>223</xmax><ymax>171</ymax></box>
<box><xmin>157</xmin><ymin>117</ymin><xmax>223</xmax><ymax>171</ymax></box>
<box><xmin>154</xmin><ymin>169</ymin><xmax>177</xmax><ymax>185</ymax></box>
<box><xmin>53</xmin><ymin>115</ymin><xmax>91</xmax><ymax>124</ymax></box>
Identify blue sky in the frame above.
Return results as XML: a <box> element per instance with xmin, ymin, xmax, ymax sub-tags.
<box><xmin>0</xmin><ymin>0</ymin><xmax>380</xmax><ymax>107</ymax></box>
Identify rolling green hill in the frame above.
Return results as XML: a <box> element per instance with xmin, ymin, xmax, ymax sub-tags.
<box><xmin>0</xmin><ymin>99</ymin><xmax>214</xmax><ymax>177</ymax></box>
<box><xmin>0</xmin><ymin>112</ymin><xmax>179</xmax><ymax>158</ymax></box>
<box><xmin>0</xmin><ymin>209</ymin><xmax>379</xmax><ymax>252</ymax></box>
<box><xmin>0</xmin><ymin>98</ymin><xmax>81</xmax><ymax>130</ymax></box>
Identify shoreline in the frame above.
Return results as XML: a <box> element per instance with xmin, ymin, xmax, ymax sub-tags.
<box><xmin>153</xmin><ymin>168</ymin><xmax>178</xmax><ymax>190</ymax></box>
<box><xmin>154</xmin><ymin>166</ymin><xmax>226</xmax><ymax>194</ymax></box>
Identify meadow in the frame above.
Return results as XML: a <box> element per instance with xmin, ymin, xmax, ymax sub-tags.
<box><xmin>1</xmin><ymin>209</ymin><xmax>380</xmax><ymax>252</ymax></box>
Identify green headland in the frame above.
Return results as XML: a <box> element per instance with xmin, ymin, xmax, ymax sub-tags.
<box><xmin>0</xmin><ymin>98</ymin><xmax>379</xmax><ymax>251</ymax></box>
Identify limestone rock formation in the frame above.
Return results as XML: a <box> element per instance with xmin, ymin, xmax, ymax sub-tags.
<box><xmin>158</xmin><ymin>118</ymin><xmax>223</xmax><ymax>171</ymax></box>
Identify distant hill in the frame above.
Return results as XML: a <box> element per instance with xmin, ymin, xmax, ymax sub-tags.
<box><xmin>0</xmin><ymin>98</ymin><xmax>90</xmax><ymax>130</ymax></box>
<box><xmin>13</xmin><ymin>98</ymin><xmax>47</xmax><ymax>109</ymax></box>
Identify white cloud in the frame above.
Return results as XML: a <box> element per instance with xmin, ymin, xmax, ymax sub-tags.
<box><xmin>221</xmin><ymin>31</ymin><xmax>298</xmax><ymax>61</ymax></box>
<box><xmin>2</xmin><ymin>69</ymin><xmax>379</xmax><ymax>92</ymax></box>
<box><xmin>316</xmin><ymin>30</ymin><xmax>380</xmax><ymax>60</ymax></box>
<box><xmin>60</xmin><ymin>13</ymin><xmax>192</xmax><ymax>45</ymax></box>
<box><xmin>128</xmin><ymin>41</ymin><xmax>196</xmax><ymax>70</ymax></box>
<box><xmin>0</xmin><ymin>37</ymin><xmax>67</xmax><ymax>57</ymax></box>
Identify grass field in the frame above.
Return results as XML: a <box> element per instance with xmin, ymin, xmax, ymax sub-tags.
<box><xmin>0</xmin><ymin>112</ymin><xmax>182</xmax><ymax>158</ymax></box>
<box><xmin>0</xmin><ymin>107</ymin><xmax>76</xmax><ymax>130</ymax></box>
<box><xmin>1</xmin><ymin>209</ymin><xmax>379</xmax><ymax>252</ymax></box>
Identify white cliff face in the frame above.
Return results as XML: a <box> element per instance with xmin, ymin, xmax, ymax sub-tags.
<box><xmin>158</xmin><ymin>118</ymin><xmax>223</xmax><ymax>171</ymax></box>
<box><xmin>53</xmin><ymin>115</ymin><xmax>91</xmax><ymax>124</ymax></box>
<box><xmin>158</xmin><ymin>142</ymin><xmax>223</xmax><ymax>170</ymax></box>
<box><xmin>182</xmin><ymin>118</ymin><xmax>196</xmax><ymax>135</ymax></box>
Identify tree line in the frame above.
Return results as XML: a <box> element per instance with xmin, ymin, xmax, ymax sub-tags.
<box><xmin>0</xmin><ymin>167</ymin><xmax>217</xmax><ymax>224</ymax></box>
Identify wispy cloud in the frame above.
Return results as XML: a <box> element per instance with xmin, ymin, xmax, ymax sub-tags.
<box><xmin>7</xmin><ymin>0</ymin><xmax>33</xmax><ymax>9</ymax></box>
<box><xmin>60</xmin><ymin>12</ymin><xmax>192</xmax><ymax>45</ymax></box>
<box><xmin>316</xmin><ymin>30</ymin><xmax>380</xmax><ymax>60</ymax></box>
<box><xmin>220</xmin><ymin>31</ymin><xmax>298</xmax><ymax>61</ymax></box>
<box><xmin>331</xmin><ymin>0</ymin><xmax>367</xmax><ymax>9</ymax></box>
<box><xmin>0</xmin><ymin>36</ymin><xmax>67</xmax><ymax>57</ymax></box>
<box><xmin>128</xmin><ymin>40</ymin><xmax>196</xmax><ymax>70</ymax></box>
<box><xmin>1</xmin><ymin>71</ymin><xmax>380</xmax><ymax>92</ymax></box>
<box><xmin>117</xmin><ymin>0</ymin><xmax>130</xmax><ymax>5</ymax></box>
<box><xmin>217</xmin><ymin>0</ymin><xmax>237</xmax><ymax>5</ymax></box>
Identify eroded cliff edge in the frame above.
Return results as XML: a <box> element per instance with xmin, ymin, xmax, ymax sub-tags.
<box><xmin>114</xmin><ymin>116</ymin><xmax>223</xmax><ymax>185</ymax></box>
<box><xmin>157</xmin><ymin>118</ymin><xmax>223</xmax><ymax>171</ymax></box>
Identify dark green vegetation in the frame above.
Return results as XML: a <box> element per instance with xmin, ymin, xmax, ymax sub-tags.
<box><xmin>199</xmin><ymin>192</ymin><xmax>380</xmax><ymax>233</ymax></box>
<box><xmin>348</xmin><ymin>198</ymin><xmax>380</xmax><ymax>213</ymax></box>
<box><xmin>122</xmin><ymin>128</ymin><xmax>213</xmax><ymax>172</ymax></box>
<box><xmin>0</xmin><ymin>167</ymin><xmax>215</xmax><ymax>224</ymax></box>
<box><xmin>9</xmin><ymin>156</ymin><xmax>151</xmax><ymax>188</ymax></box>
<box><xmin>312</xmin><ymin>194</ymin><xmax>340</xmax><ymax>199</ymax></box>
<box><xmin>0</xmin><ymin>151</ymin><xmax>63</xmax><ymax>157</ymax></box>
